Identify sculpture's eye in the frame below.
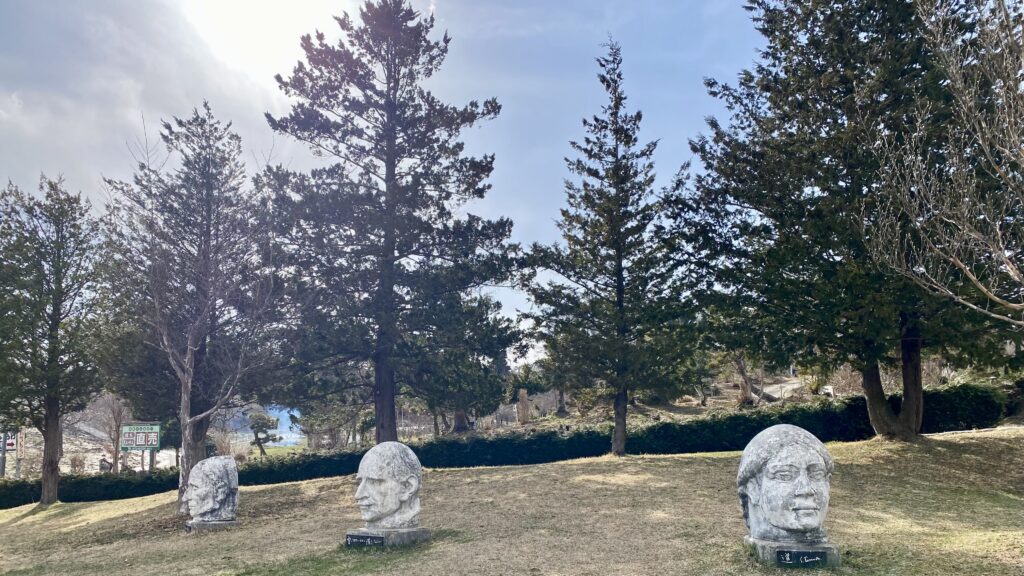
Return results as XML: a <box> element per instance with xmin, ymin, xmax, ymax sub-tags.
<box><xmin>768</xmin><ymin>466</ymin><xmax>798</xmax><ymax>482</ymax></box>
<box><xmin>808</xmin><ymin>467</ymin><xmax>827</xmax><ymax>480</ymax></box>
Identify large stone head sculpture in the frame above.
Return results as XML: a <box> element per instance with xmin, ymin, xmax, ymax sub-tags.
<box><xmin>184</xmin><ymin>456</ymin><xmax>239</xmax><ymax>523</ymax></box>
<box><xmin>737</xmin><ymin>424</ymin><xmax>833</xmax><ymax>543</ymax></box>
<box><xmin>355</xmin><ymin>442</ymin><xmax>422</xmax><ymax>530</ymax></box>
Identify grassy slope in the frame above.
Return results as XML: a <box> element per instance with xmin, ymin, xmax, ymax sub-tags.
<box><xmin>1</xmin><ymin>428</ymin><xmax>1022</xmax><ymax>576</ymax></box>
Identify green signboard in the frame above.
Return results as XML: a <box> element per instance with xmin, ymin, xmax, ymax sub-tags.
<box><xmin>120</xmin><ymin>423</ymin><xmax>160</xmax><ymax>451</ymax></box>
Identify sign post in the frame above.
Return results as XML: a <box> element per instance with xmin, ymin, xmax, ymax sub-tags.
<box><xmin>121</xmin><ymin>422</ymin><xmax>160</xmax><ymax>472</ymax></box>
<box><xmin>0</xmin><ymin>431</ymin><xmax>8</xmax><ymax>478</ymax></box>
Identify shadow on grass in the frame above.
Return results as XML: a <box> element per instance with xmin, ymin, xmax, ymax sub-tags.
<box><xmin>236</xmin><ymin>529</ymin><xmax>463</xmax><ymax>576</ymax></box>
<box><xmin>820</xmin><ymin>435</ymin><xmax>1024</xmax><ymax>575</ymax></box>
<box><xmin>0</xmin><ymin>499</ymin><xmax>100</xmax><ymax>528</ymax></box>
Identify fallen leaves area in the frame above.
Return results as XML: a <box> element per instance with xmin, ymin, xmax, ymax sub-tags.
<box><xmin>1</xmin><ymin>427</ymin><xmax>1022</xmax><ymax>576</ymax></box>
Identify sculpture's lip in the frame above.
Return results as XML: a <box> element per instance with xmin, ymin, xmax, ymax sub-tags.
<box><xmin>791</xmin><ymin>506</ymin><xmax>820</xmax><ymax>511</ymax></box>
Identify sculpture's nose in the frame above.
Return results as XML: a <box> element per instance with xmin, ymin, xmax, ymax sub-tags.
<box><xmin>794</xmin><ymin>473</ymin><xmax>814</xmax><ymax>496</ymax></box>
<box><xmin>355</xmin><ymin>479</ymin><xmax>367</xmax><ymax>500</ymax></box>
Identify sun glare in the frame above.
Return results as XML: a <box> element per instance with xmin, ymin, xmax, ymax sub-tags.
<box><xmin>180</xmin><ymin>0</ymin><xmax>360</xmax><ymax>90</ymax></box>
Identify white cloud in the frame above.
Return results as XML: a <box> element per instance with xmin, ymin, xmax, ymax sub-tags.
<box><xmin>0</xmin><ymin>0</ymin><xmax>314</xmax><ymax>201</ymax></box>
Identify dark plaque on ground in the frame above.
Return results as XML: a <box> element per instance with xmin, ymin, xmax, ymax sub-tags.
<box><xmin>776</xmin><ymin>550</ymin><xmax>826</xmax><ymax>568</ymax></box>
<box><xmin>346</xmin><ymin>533</ymin><xmax>386</xmax><ymax>547</ymax></box>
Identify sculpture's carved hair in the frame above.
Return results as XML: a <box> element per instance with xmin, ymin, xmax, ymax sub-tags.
<box><xmin>358</xmin><ymin>441</ymin><xmax>422</xmax><ymax>481</ymax></box>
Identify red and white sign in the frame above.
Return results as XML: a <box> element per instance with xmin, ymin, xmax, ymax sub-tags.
<box><xmin>3</xmin><ymin>432</ymin><xmax>15</xmax><ymax>451</ymax></box>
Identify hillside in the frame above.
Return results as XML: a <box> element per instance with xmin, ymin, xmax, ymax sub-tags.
<box><xmin>1</xmin><ymin>428</ymin><xmax>1022</xmax><ymax>576</ymax></box>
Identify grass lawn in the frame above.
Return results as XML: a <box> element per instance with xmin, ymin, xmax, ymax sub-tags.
<box><xmin>249</xmin><ymin>444</ymin><xmax>307</xmax><ymax>459</ymax></box>
<box><xmin>1</xmin><ymin>427</ymin><xmax>1022</xmax><ymax>576</ymax></box>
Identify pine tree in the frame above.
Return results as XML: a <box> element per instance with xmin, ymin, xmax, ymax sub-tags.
<box><xmin>528</xmin><ymin>41</ymin><xmax>685</xmax><ymax>456</ymax></box>
<box><xmin>0</xmin><ymin>178</ymin><xmax>104</xmax><ymax>504</ymax></box>
<box><xmin>677</xmin><ymin>0</ymin><xmax>1012</xmax><ymax>439</ymax></box>
<box><xmin>248</xmin><ymin>411</ymin><xmax>281</xmax><ymax>458</ymax></box>
<box><xmin>266</xmin><ymin>0</ymin><xmax>516</xmax><ymax>443</ymax></box>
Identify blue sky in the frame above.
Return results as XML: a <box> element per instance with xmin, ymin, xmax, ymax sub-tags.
<box><xmin>0</xmin><ymin>0</ymin><xmax>763</xmax><ymax>318</ymax></box>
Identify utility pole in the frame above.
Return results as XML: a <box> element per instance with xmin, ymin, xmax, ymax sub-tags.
<box><xmin>14</xmin><ymin>429</ymin><xmax>23</xmax><ymax>479</ymax></box>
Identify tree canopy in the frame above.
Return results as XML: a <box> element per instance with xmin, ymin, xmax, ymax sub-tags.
<box><xmin>676</xmin><ymin>0</ymin><xmax>1015</xmax><ymax>439</ymax></box>
<box><xmin>528</xmin><ymin>41</ymin><xmax>687</xmax><ymax>455</ymax></box>
<box><xmin>265</xmin><ymin>0</ymin><xmax>517</xmax><ymax>442</ymax></box>
<box><xmin>0</xmin><ymin>178</ymin><xmax>104</xmax><ymax>503</ymax></box>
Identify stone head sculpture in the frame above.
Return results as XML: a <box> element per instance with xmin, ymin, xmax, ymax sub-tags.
<box><xmin>184</xmin><ymin>456</ymin><xmax>239</xmax><ymax>523</ymax></box>
<box><xmin>737</xmin><ymin>424</ymin><xmax>833</xmax><ymax>543</ymax></box>
<box><xmin>355</xmin><ymin>441</ymin><xmax>422</xmax><ymax>530</ymax></box>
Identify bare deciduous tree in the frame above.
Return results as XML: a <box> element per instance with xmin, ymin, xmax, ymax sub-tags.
<box><xmin>871</xmin><ymin>0</ymin><xmax>1024</xmax><ymax>327</ymax></box>
<box><xmin>84</xmin><ymin>392</ymin><xmax>131</xmax><ymax>473</ymax></box>
<box><xmin>109</xmin><ymin>104</ymin><xmax>278</xmax><ymax>512</ymax></box>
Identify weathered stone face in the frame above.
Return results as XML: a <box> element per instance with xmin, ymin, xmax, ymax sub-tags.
<box><xmin>184</xmin><ymin>456</ymin><xmax>238</xmax><ymax>523</ymax></box>
<box><xmin>354</xmin><ymin>442</ymin><xmax>421</xmax><ymax>529</ymax></box>
<box><xmin>737</xmin><ymin>424</ymin><xmax>833</xmax><ymax>543</ymax></box>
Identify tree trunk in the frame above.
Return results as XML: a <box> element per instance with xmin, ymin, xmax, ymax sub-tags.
<box><xmin>694</xmin><ymin>385</ymin><xmax>708</xmax><ymax>406</ymax></box>
<box><xmin>556</xmin><ymin>388</ymin><xmax>568</xmax><ymax>417</ymax></box>
<box><xmin>451</xmin><ymin>409</ymin><xmax>471</xmax><ymax>433</ymax></box>
<box><xmin>733</xmin><ymin>354</ymin><xmax>757</xmax><ymax>405</ymax></box>
<box><xmin>373</xmin><ymin>355</ymin><xmax>398</xmax><ymax>443</ymax></box>
<box><xmin>860</xmin><ymin>359</ymin><xmax>897</xmax><ymax>436</ymax></box>
<box><xmin>516</xmin><ymin>389</ymin><xmax>531</xmax><ymax>425</ymax></box>
<box><xmin>40</xmin><ymin>397</ymin><xmax>62</xmax><ymax>505</ymax></box>
<box><xmin>187</xmin><ymin>418</ymin><xmax>210</xmax><ymax>462</ymax></box>
<box><xmin>375</xmin><ymin>75</ymin><xmax>400</xmax><ymax>446</ymax></box>
<box><xmin>254</xmin><ymin>431</ymin><xmax>267</xmax><ymax>458</ymax></box>
<box><xmin>178</xmin><ymin>415</ymin><xmax>192</xmax><ymax>513</ymax></box>
<box><xmin>431</xmin><ymin>410</ymin><xmax>440</xmax><ymax>438</ymax></box>
<box><xmin>860</xmin><ymin>359</ymin><xmax>917</xmax><ymax>441</ymax></box>
<box><xmin>898</xmin><ymin>313</ymin><xmax>924</xmax><ymax>435</ymax></box>
<box><xmin>178</xmin><ymin>414</ymin><xmax>211</xmax><ymax>513</ymax></box>
<box><xmin>611</xmin><ymin>387</ymin><xmax>628</xmax><ymax>456</ymax></box>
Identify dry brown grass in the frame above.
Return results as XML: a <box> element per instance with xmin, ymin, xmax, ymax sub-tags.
<box><xmin>1</xmin><ymin>428</ymin><xmax>1022</xmax><ymax>576</ymax></box>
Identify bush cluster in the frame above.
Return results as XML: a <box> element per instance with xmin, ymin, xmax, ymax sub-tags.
<box><xmin>0</xmin><ymin>382</ymin><xmax>1006</xmax><ymax>509</ymax></box>
<box><xmin>0</xmin><ymin>468</ymin><xmax>179</xmax><ymax>510</ymax></box>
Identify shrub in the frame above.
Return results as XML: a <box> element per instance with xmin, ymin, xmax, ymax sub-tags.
<box><xmin>0</xmin><ymin>382</ymin><xmax>1007</xmax><ymax>509</ymax></box>
<box><xmin>60</xmin><ymin>469</ymin><xmax>179</xmax><ymax>503</ymax></box>
<box><xmin>237</xmin><ymin>450</ymin><xmax>363</xmax><ymax>485</ymax></box>
<box><xmin>917</xmin><ymin>383</ymin><xmax>1006</xmax><ymax>433</ymax></box>
<box><xmin>0</xmin><ymin>478</ymin><xmax>40</xmax><ymax>509</ymax></box>
<box><xmin>0</xmin><ymin>469</ymin><xmax>179</xmax><ymax>510</ymax></box>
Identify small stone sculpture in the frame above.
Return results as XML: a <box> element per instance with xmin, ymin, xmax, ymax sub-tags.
<box><xmin>737</xmin><ymin>424</ymin><xmax>840</xmax><ymax>567</ymax></box>
<box><xmin>346</xmin><ymin>441</ymin><xmax>430</xmax><ymax>547</ymax></box>
<box><xmin>183</xmin><ymin>455</ymin><xmax>239</xmax><ymax>533</ymax></box>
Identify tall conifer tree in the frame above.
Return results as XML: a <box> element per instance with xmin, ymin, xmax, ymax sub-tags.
<box><xmin>677</xmin><ymin>0</ymin><xmax>1010</xmax><ymax>439</ymax></box>
<box><xmin>529</xmin><ymin>41</ymin><xmax>684</xmax><ymax>456</ymax></box>
<box><xmin>267</xmin><ymin>0</ymin><xmax>515</xmax><ymax>443</ymax></box>
<box><xmin>0</xmin><ymin>178</ymin><xmax>103</xmax><ymax>504</ymax></box>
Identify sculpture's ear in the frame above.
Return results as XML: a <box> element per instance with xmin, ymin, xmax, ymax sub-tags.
<box><xmin>745</xmin><ymin>477</ymin><xmax>762</xmax><ymax>505</ymax></box>
<box><xmin>398</xmin><ymin>474</ymin><xmax>420</xmax><ymax>502</ymax></box>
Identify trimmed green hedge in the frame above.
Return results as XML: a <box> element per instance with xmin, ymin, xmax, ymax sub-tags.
<box><xmin>915</xmin><ymin>383</ymin><xmax>1007</xmax><ymax>433</ymax></box>
<box><xmin>237</xmin><ymin>450</ymin><xmax>364</xmax><ymax>485</ymax></box>
<box><xmin>0</xmin><ymin>383</ymin><xmax>1006</xmax><ymax>509</ymax></box>
<box><xmin>0</xmin><ymin>469</ymin><xmax>180</xmax><ymax>511</ymax></box>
